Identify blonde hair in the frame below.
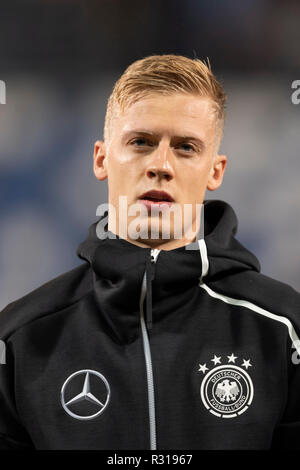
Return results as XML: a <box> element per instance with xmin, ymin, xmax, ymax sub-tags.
<box><xmin>104</xmin><ymin>54</ymin><xmax>226</xmax><ymax>145</ymax></box>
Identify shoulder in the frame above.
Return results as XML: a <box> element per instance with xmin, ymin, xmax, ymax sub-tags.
<box><xmin>0</xmin><ymin>262</ymin><xmax>92</xmax><ymax>340</ymax></box>
<box><xmin>206</xmin><ymin>269</ymin><xmax>300</xmax><ymax>332</ymax></box>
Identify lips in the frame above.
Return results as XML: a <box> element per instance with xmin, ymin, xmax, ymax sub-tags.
<box><xmin>138</xmin><ymin>190</ymin><xmax>174</xmax><ymax>202</ymax></box>
<box><xmin>138</xmin><ymin>190</ymin><xmax>174</xmax><ymax>212</ymax></box>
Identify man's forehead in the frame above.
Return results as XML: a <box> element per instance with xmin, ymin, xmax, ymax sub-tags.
<box><xmin>122</xmin><ymin>93</ymin><xmax>215</xmax><ymax>117</ymax></box>
<box><xmin>116</xmin><ymin>93</ymin><xmax>217</xmax><ymax>137</ymax></box>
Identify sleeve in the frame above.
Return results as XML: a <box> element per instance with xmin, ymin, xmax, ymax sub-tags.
<box><xmin>0</xmin><ymin>339</ymin><xmax>35</xmax><ymax>450</ymax></box>
<box><xmin>271</xmin><ymin>336</ymin><xmax>300</xmax><ymax>449</ymax></box>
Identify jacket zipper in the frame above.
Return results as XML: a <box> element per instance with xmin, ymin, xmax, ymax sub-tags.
<box><xmin>139</xmin><ymin>248</ymin><xmax>160</xmax><ymax>450</ymax></box>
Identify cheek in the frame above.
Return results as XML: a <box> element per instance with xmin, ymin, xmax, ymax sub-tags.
<box><xmin>107</xmin><ymin>154</ymin><xmax>139</xmax><ymax>192</ymax></box>
<box><xmin>180</xmin><ymin>165</ymin><xmax>210</xmax><ymax>187</ymax></box>
<box><xmin>108</xmin><ymin>147</ymin><xmax>140</xmax><ymax>173</ymax></box>
<box><xmin>107</xmin><ymin>152</ymin><xmax>125</xmax><ymax>178</ymax></box>
<box><xmin>178</xmin><ymin>165</ymin><xmax>211</xmax><ymax>202</ymax></box>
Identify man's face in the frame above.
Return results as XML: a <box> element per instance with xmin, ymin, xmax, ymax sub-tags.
<box><xmin>94</xmin><ymin>92</ymin><xmax>227</xmax><ymax>247</ymax></box>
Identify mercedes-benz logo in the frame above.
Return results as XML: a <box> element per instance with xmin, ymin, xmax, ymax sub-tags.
<box><xmin>61</xmin><ymin>369</ymin><xmax>111</xmax><ymax>420</ymax></box>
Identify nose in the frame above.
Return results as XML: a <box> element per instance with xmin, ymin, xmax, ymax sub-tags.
<box><xmin>145</xmin><ymin>141</ymin><xmax>175</xmax><ymax>182</ymax></box>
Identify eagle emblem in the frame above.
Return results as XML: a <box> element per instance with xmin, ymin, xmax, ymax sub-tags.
<box><xmin>215</xmin><ymin>380</ymin><xmax>240</xmax><ymax>403</ymax></box>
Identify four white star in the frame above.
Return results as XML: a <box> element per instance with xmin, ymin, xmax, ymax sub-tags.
<box><xmin>198</xmin><ymin>354</ymin><xmax>253</xmax><ymax>372</ymax></box>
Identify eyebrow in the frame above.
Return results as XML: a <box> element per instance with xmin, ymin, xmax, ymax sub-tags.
<box><xmin>121</xmin><ymin>130</ymin><xmax>206</xmax><ymax>149</ymax></box>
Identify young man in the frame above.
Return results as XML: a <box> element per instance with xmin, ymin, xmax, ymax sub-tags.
<box><xmin>0</xmin><ymin>54</ymin><xmax>300</xmax><ymax>450</ymax></box>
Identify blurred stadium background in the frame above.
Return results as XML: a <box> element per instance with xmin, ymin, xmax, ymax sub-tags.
<box><xmin>0</xmin><ymin>0</ymin><xmax>299</xmax><ymax>309</ymax></box>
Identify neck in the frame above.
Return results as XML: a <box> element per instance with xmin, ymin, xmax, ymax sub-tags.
<box><xmin>107</xmin><ymin>213</ymin><xmax>202</xmax><ymax>251</ymax></box>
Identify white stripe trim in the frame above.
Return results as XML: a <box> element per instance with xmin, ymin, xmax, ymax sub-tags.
<box><xmin>198</xmin><ymin>239</ymin><xmax>209</xmax><ymax>280</ymax></box>
<box><xmin>199</xmin><ymin>282</ymin><xmax>300</xmax><ymax>355</ymax></box>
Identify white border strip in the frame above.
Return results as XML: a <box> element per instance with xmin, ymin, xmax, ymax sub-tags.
<box><xmin>199</xmin><ymin>282</ymin><xmax>300</xmax><ymax>355</ymax></box>
<box><xmin>198</xmin><ymin>238</ymin><xmax>209</xmax><ymax>281</ymax></box>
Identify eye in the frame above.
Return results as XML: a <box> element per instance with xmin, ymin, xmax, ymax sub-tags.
<box><xmin>130</xmin><ymin>137</ymin><xmax>152</xmax><ymax>147</ymax></box>
<box><xmin>177</xmin><ymin>142</ymin><xmax>196</xmax><ymax>152</ymax></box>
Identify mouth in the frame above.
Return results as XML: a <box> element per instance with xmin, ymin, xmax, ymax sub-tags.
<box><xmin>138</xmin><ymin>190</ymin><xmax>174</xmax><ymax>209</ymax></box>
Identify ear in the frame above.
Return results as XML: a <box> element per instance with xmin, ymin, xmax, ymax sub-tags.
<box><xmin>93</xmin><ymin>140</ymin><xmax>108</xmax><ymax>181</ymax></box>
<box><xmin>206</xmin><ymin>154</ymin><xmax>227</xmax><ymax>191</ymax></box>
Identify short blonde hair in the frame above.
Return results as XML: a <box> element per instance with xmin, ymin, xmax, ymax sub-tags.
<box><xmin>104</xmin><ymin>54</ymin><xmax>226</xmax><ymax>145</ymax></box>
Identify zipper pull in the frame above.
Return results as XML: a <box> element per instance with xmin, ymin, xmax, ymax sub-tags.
<box><xmin>146</xmin><ymin>250</ymin><xmax>155</xmax><ymax>330</ymax></box>
<box><xmin>146</xmin><ymin>251</ymin><xmax>153</xmax><ymax>330</ymax></box>
<box><xmin>150</xmin><ymin>253</ymin><xmax>156</xmax><ymax>281</ymax></box>
<box><xmin>150</xmin><ymin>248</ymin><xmax>160</xmax><ymax>280</ymax></box>
<box><xmin>146</xmin><ymin>249</ymin><xmax>160</xmax><ymax>330</ymax></box>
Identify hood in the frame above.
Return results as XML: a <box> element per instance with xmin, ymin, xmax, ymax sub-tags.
<box><xmin>76</xmin><ymin>199</ymin><xmax>260</xmax><ymax>343</ymax></box>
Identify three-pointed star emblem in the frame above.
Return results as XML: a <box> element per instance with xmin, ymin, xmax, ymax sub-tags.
<box><xmin>61</xmin><ymin>369</ymin><xmax>110</xmax><ymax>420</ymax></box>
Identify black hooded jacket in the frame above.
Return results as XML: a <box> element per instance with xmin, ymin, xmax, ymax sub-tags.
<box><xmin>1</xmin><ymin>199</ymin><xmax>300</xmax><ymax>450</ymax></box>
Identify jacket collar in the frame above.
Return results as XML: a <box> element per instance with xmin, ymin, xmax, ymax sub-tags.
<box><xmin>76</xmin><ymin>199</ymin><xmax>260</xmax><ymax>343</ymax></box>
